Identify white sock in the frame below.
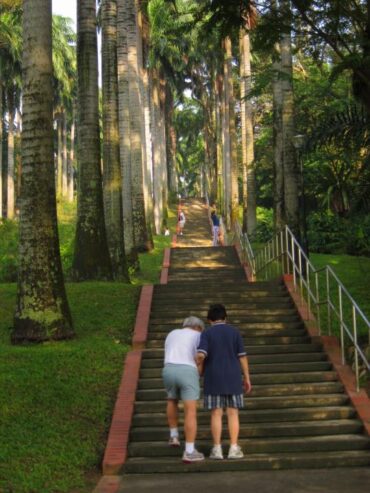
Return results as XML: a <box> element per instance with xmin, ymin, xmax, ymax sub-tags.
<box><xmin>185</xmin><ymin>442</ymin><xmax>195</xmax><ymax>454</ymax></box>
<box><xmin>230</xmin><ymin>444</ymin><xmax>238</xmax><ymax>449</ymax></box>
<box><xmin>213</xmin><ymin>444</ymin><xmax>222</xmax><ymax>451</ymax></box>
<box><xmin>170</xmin><ymin>428</ymin><xmax>179</xmax><ymax>438</ymax></box>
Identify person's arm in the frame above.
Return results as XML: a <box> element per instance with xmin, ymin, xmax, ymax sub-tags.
<box><xmin>239</xmin><ymin>355</ymin><xmax>252</xmax><ymax>394</ymax></box>
<box><xmin>196</xmin><ymin>351</ymin><xmax>205</xmax><ymax>375</ymax></box>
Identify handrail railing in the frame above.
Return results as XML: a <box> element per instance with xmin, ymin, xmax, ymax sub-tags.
<box><xmin>232</xmin><ymin>221</ymin><xmax>370</xmax><ymax>392</ymax></box>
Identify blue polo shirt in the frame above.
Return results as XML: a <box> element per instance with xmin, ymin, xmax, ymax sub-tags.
<box><xmin>197</xmin><ymin>323</ymin><xmax>246</xmax><ymax>395</ymax></box>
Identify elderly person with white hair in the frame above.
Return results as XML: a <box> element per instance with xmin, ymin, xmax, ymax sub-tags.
<box><xmin>162</xmin><ymin>316</ymin><xmax>205</xmax><ymax>463</ymax></box>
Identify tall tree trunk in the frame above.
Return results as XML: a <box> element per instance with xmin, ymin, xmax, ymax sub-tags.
<box><xmin>62</xmin><ymin>112</ymin><xmax>68</xmax><ymax>197</ymax></box>
<box><xmin>240</xmin><ymin>28</ymin><xmax>257</xmax><ymax>235</ymax></box>
<box><xmin>7</xmin><ymin>97</ymin><xmax>15</xmax><ymax>219</ymax></box>
<box><xmin>126</xmin><ymin>0</ymin><xmax>149</xmax><ymax>252</ymax></box>
<box><xmin>102</xmin><ymin>0</ymin><xmax>129</xmax><ymax>281</ymax></box>
<box><xmin>57</xmin><ymin>114</ymin><xmax>63</xmax><ymax>195</ymax></box>
<box><xmin>73</xmin><ymin>0</ymin><xmax>112</xmax><ymax>280</ymax></box>
<box><xmin>280</xmin><ymin>0</ymin><xmax>299</xmax><ymax>238</ymax></box>
<box><xmin>151</xmin><ymin>69</ymin><xmax>163</xmax><ymax>234</ymax></box>
<box><xmin>117</xmin><ymin>0</ymin><xmax>138</xmax><ymax>268</ymax></box>
<box><xmin>215</xmin><ymin>73</ymin><xmax>223</xmax><ymax>211</ymax></box>
<box><xmin>137</xmin><ymin>1</ymin><xmax>154</xmax><ymax>249</ymax></box>
<box><xmin>272</xmin><ymin>28</ymin><xmax>284</xmax><ymax>231</ymax></box>
<box><xmin>0</xmin><ymin>77</ymin><xmax>3</xmax><ymax>218</ymax></box>
<box><xmin>165</xmin><ymin>85</ymin><xmax>177</xmax><ymax>194</ymax></box>
<box><xmin>12</xmin><ymin>0</ymin><xmax>74</xmax><ymax>343</ymax></box>
<box><xmin>159</xmin><ymin>71</ymin><xmax>168</xmax><ymax>218</ymax></box>
<box><xmin>67</xmin><ymin>118</ymin><xmax>75</xmax><ymax>202</ymax></box>
<box><xmin>222</xmin><ymin>38</ymin><xmax>232</xmax><ymax>229</ymax></box>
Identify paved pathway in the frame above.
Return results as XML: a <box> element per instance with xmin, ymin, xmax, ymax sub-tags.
<box><xmin>118</xmin><ymin>468</ymin><xmax>370</xmax><ymax>493</ymax></box>
<box><xmin>176</xmin><ymin>198</ymin><xmax>213</xmax><ymax>247</ymax></box>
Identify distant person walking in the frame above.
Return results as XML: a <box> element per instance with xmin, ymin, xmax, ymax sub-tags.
<box><xmin>162</xmin><ymin>316</ymin><xmax>205</xmax><ymax>463</ymax></box>
<box><xmin>197</xmin><ymin>304</ymin><xmax>252</xmax><ymax>460</ymax></box>
<box><xmin>178</xmin><ymin>209</ymin><xmax>186</xmax><ymax>235</ymax></box>
<box><xmin>211</xmin><ymin>210</ymin><xmax>220</xmax><ymax>246</ymax></box>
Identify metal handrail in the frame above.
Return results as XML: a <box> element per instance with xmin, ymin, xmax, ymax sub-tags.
<box><xmin>232</xmin><ymin>221</ymin><xmax>370</xmax><ymax>392</ymax></box>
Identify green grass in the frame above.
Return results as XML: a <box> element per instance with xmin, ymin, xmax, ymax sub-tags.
<box><xmin>0</xmin><ymin>201</ymin><xmax>178</xmax><ymax>493</ymax></box>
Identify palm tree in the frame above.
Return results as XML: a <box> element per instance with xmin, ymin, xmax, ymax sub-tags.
<box><xmin>12</xmin><ymin>0</ymin><xmax>74</xmax><ymax>343</ymax></box>
<box><xmin>280</xmin><ymin>0</ymin><xmax>299</xmax><ymax>238</ymax></box>
<box><xmin>101</xmin><ymin>0</ymin><xmax>129</xmax><ymax>280</ymax></box>
<box><xmin>240</xmin><ymin>24</ymin><xmax>256</xmax><ymax>234</ymax></box>
<box><xmin>126</xmin><ymin>0</ymin><xmax>149</xmax><ymax>252</ymax></box>
<box><xmin>72</xmin><ymin>0</ymin><xmax>112</xmax><ymax>280</ymax></box>
<box><xmin>117</xmin><ymin>0</ymin><xmax>139</xmax><ymax>268</ymax></box>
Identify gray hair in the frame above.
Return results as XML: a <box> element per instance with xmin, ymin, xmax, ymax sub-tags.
<box><xmin>182</xmin><ymin>316</ymin><xmax>205</xmax><ymax>331</ymax></box>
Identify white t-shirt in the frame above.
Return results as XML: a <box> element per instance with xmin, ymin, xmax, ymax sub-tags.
<box><xmin>164</xmin><ymin>328</ymin><xmax>200</xmax><ymax>368</ymax></box>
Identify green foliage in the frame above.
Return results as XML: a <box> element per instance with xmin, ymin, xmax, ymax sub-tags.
<box><xmin>308</xmin><ymin>212</ymin><xmax>370</xmax><ymax>256</ymax></box>
<box><xmin>0</xmin><ymin>220</ymin><xmax>18</xmax><ymax>282</ymax></box>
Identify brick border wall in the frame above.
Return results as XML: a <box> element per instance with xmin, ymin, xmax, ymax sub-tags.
<box><xmin>283</xmin><ymin>274</ymin><xmax>370</xmax><ymax>436</ymax></box>
<box><xmin>160</xmin><ymin>247</ymin><xmax>171</xmax><ymax>284</ymax></box>
<box><xmin>93</xmin><ymin>476</ymin><xmax>121</xmax><ymax>493</ymax></box>
<box><xmin>132</xmin><ymin>285</ymin><xmax>153</xmax><ymax>350</ymax></box>
<box><xmin>102</xmin><ymin>349</ymin><xmax>143</xmax><ymax>475</ymax></box>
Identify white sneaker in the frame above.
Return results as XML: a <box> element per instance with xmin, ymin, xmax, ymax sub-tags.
<box><xmin>168</xmin><ymin>436</ymin><xmax>181</xmax><ymax>447</ymax></box>
<box><xmin>209</xmin><ymin>445</ymin><xmax>223</xmax><ymax>460</ymax></box>
<box><xmin>228</xmin><ymin>444</ymin><xmax>244</xmax><ymax>459</ymax></box>
<box><xmin>182</xmin><ymin>449</ymin><xmax>205</xmax><ymax>463</ymax></box>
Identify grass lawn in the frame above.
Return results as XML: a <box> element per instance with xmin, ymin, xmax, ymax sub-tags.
<box><xmin>0</xmin><ymin>202</ymin><xmax>177</xmax><ymax>493</ymax></box>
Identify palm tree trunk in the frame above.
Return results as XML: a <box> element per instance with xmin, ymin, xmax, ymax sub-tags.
<box><xmin>126</xmin><ymin>0</ymin><xmax>149</xmax><ymax>252</ymax></box>
<box><xmin>0</xmin><ymin>77</ymin><xmax>3</xmax><ymax>219</ymax></box>
<box><xmin>68</xmin><ymin>117</ymin><xmax>75</xmax><ymax>202</ymax></box>
<box><xmin>73</xmin><ymin>0</ymin><xmax>112</xmax><ymax>280</ymax></box>
<box><xmin>280</xmin><ymin>0</ymin><xmax>299</xmax><ymax>238</ymax></box>
<box><xmin>102</xmin><ymin>0</ymin><xmax>129</xmax><ymax>280</ymax></box>
<box><xmin>57</xmin><ymin>114</ymin><xmax>63</xmax><ymax>195</ymax></box>
<box><xmin>136</xmin><ymin>1</ymin><xmax>154</xmax><ymax>249</ymax></box>
<box><xmin>272</xmin><ymin>31</ymin><xmax>284</xmax><ymax>231</ymax></box>
<box><xmin>62</xmin><ymin>112</ymin><xmax>68</xmax><ymax>197</ymax></box>
<box><xmin>240</xmin><ymin>28</ymin><xmax>257</xmax><ymax>235</ymax></box>
<box><xmin>117</xmin><ymin>0</ymin><xmax>138</xmax><ymax>269</ymax></box>
<box><xmin>7</xmin><ymin>97</ymin><xmax>15</xmax><ymax>219</ymax></box>
<box><xmin>151</xmin><ymin>68</ymin><xmax>163</xmax><ymax>234</ymax></box>
<box><xmin>225</xmin><ymin>37</ymin><xmax>239</xmax><ymax>226</ymax></box>
<box><xmin>222</xmin><ymin>38</ymin><xmax>232</xmax><ymax>229</ymax></box>
<box><xmin>12</xmin><ymin>0</ymin><xmax>74</xmax><ymax>343</ymax></box>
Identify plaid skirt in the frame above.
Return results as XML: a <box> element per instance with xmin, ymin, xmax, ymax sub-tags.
<box><xmin>204</xmin><ymin>394</ymin><xmax>244</xmax><ymax>410</ymax></box>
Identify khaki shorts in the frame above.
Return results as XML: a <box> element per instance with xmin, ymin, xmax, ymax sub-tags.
<box><xmin>162</xmin><ymin>364</ymin><xmax>200</xmax><ymax>401</ymax></box>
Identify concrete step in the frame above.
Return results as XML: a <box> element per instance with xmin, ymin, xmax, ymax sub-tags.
<box><xmin>137</xmin><ymin>372</ymin><xmax>338</xmax><ymax>390</ymax></box>
<box><xmin>150</xmin><ymin>307</ymin><xmax>299</xmax><ymax>316</ymax></box>
<box><xmin>146</xmin><ymin>335</ymin><xmax>311</xmax><ymax>348</ymax></box>
<box><xmin>129</xmin><ymin>419</ymin><xmax>364</xmax><ymax>441</ymax></box>
<box><xmin>148</xmin><ymin>322</ymin><xmax>305</xmax><ymax>331</ymax></box>
<box><xmin>147</xmin><ymin>328</ymin><xmax>307</xmax><ymax>340</ymax></box>
<box><xmin>128</xmin><ymin>434</ymin><xmax>370</xmax><ymax>457</ymax></box>
<box><xmin>131</xmin><ymin>407</ymin><xmax>356</xmax><ymax>427</ymax></box>
<box><xmin>149</xmin><ymin>314</ymin><xmax>302</xmax><ymax>324</ymax></box>
<box><xmin>134</xmin><ymin>394</ymin><xmax>349</xmax><ymax>413</ymax></box>
<box><xmin>141</xmin><ymin>344</ymin><xmax>324</xmax><ymax>360</ymax></box>
<box><xmin>151</xmin><ymin>298</ymin><xmax>295</xmax><ymax>309</ymax></box>
<box><xmin>139</xmin><ymin>362</ymin><xmax>333</xmax><ymax>378</ymax></box>
<box><xmin>141</xmin><ymin>352</ymin><xmax>328</xmax><ymax>368</ymax></box>
<box><xmin>123</xmin><ymin>450</ymin><xmax>370</xmax><ymax>473</ymax></box>
<box><xmin>135</xmin><ymin>382</ymin><xmax>344</xmax><ymax>401</ymax></box>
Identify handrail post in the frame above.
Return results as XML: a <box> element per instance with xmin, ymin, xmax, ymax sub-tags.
<box><xmin>285</xmin><ymin>227</ymin><xmax>290</xmax><ymax>275</ymax></box>
<box><xmin>306</xmin><ymin>261</ymin><xmax>311</xmax><ymax>321</ymax></box>
<box><xmin>326</xmin><ymin>268</ymin><xmax>331</xmax><ymax>335</ymax></box>
<box><xmin>291</xmin><ymin>235</ymin><xmax>296</xmax><ymax>289</ymax></box>
<box><xmin>353</xmin><ymin>306</ymin><xmax>360</xmax><ymax>392</ymax></box>
<box><xmin>315</xmin><ymin>271</ymin><xmax>321</xmax><ymax>335</ymax></box>
<box><xmin>339</xmin><ymin>285</ymin><xmax>345</xmax><ymax>365</ymax></box>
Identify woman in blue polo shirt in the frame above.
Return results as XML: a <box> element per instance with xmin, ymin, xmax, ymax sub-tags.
<box><xmin>197</xmin><ymin>304</ymin><xmax>252</xmax><ymax>460</ymax></box>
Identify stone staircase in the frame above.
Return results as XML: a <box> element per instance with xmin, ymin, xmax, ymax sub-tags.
<box><xmin>124</xmin><ymin>246</ymin><xmax>370</xmax><ymax>473</ymax></box>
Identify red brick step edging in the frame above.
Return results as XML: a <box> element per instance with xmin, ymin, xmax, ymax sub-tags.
<box><xmin>132</xmin><ymin>285</ymin><xmax>153</xmax><ymax>350</ymax></box>
<box><xmin>102</xmin><ymin>349</ymin><xmax>143</xmax><ymax>475</ymax></box>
